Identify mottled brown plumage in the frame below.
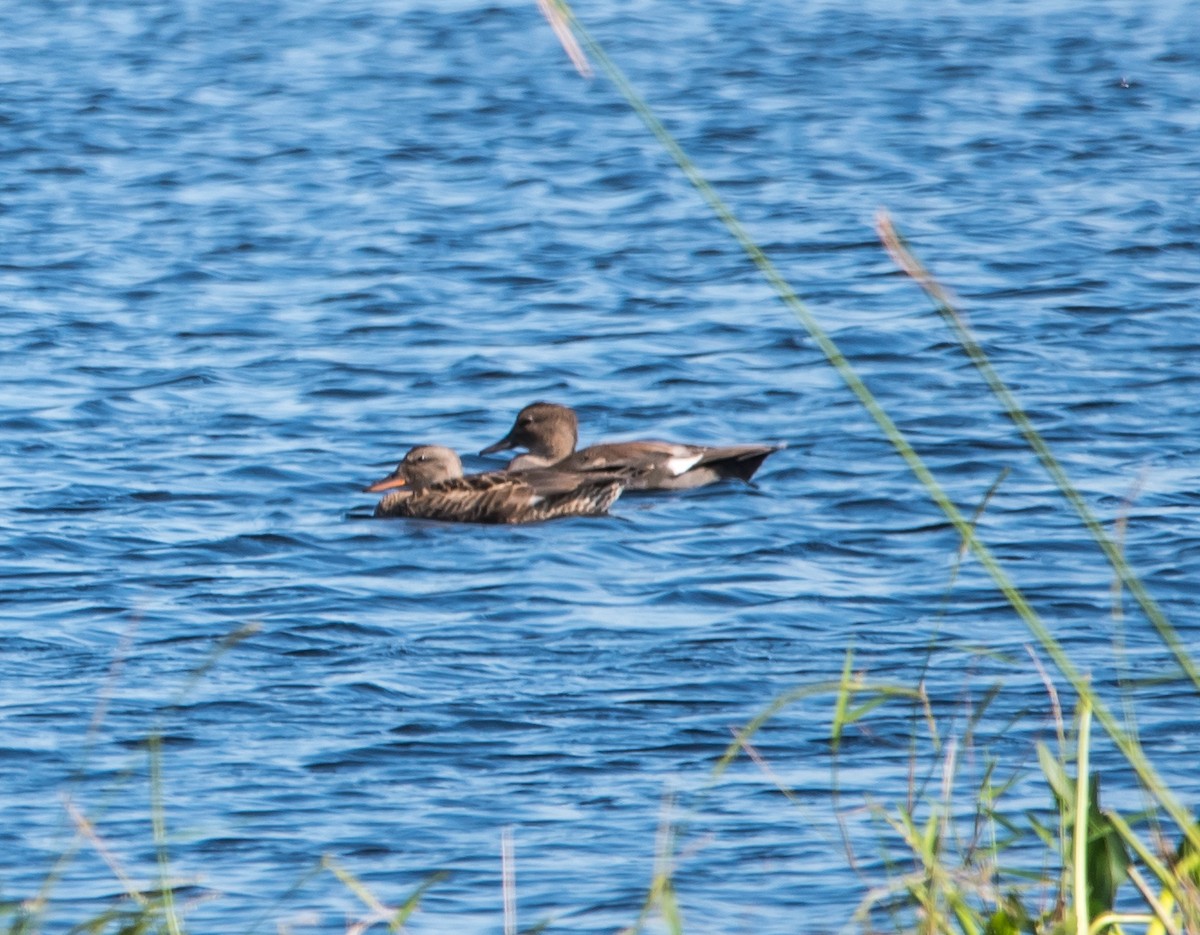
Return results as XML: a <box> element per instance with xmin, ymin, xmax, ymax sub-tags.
<box><xmin>480</xmin><ymin>402</ymin><xmax>783</xmax><ymax>490</ymax></box>
<box><xmin>363</xmin><ymin>445</ymin><xmax>624</xmax><ymax>523</ymax></box>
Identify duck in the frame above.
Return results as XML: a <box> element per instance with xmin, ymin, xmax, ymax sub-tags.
<box><xmin>363</xmin><ymin>444</ymin><xmax>625</xmax><ymax>523</ymax></box>
<box><xmin>479</xmin><ymin>401</ymin><xmax>783</xmax><ymax>491</ymax></box>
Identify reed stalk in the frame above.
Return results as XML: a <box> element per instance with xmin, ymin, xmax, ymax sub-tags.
<box><xmin>1073</xmin><ymin>699</ymin><xmax>1092</xmax><ymax>935</ymax></box>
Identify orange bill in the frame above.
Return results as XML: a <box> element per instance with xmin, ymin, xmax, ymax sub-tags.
<box><xmin>363</xmin><ymin>472</ymin><xmax>408</xmax><ymax>493</ymax></box>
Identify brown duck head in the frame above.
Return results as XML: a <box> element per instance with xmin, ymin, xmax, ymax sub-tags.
<box><xmin>479</xmin><ymin>402</ymin><xmax>578</xmax><ymax>463</ymax></box>
<box><xmin>363</xmin><ymin>445</ymin><xmax>463</xmax><ymax>493</ymax></box>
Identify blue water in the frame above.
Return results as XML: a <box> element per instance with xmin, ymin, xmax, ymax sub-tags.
<box><xmin>3</xmin><ymin>0</ymin><xmax>1199</xmax><ymax>930</ymax></box>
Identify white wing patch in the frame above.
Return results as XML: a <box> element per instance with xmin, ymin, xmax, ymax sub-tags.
<box><xmin>665</xmin><ymin>453</ymin><xmax>704</xmax><ymax>476</ymax></box>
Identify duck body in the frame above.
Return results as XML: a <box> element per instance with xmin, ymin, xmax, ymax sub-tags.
<box><xmin>481</xmin><ymin>402</ymin><xmax>782</xmax><ymax>491</ymax></box>
<box><xmin>364</xmin><ymin>445</ymin><xmax>624</xmax><ymax>524</ymax></box>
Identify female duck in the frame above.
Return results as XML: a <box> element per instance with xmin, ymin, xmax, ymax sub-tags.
<box><xmin>364</xmin><ymin>445</ymin><xmax>625</xmax><ymax>524</ymax></box>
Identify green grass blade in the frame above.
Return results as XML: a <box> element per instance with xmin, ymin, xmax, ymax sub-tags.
<box><xmin>324</xmin><ymin>856</ymin><xmax>445</xmax><ymax>932</ymax></box>
<box><xmin>715</xmin><ymin>678</ymin><xmax>925</xmax><ymax>778</ymax></box>
<box><xmin>1104</xmin><ymin>810</ymin><xmax>1187</xmax><ymax>913</ymax></box>
<box><xmin>391</xmin><ymin>874</ymin><xmax>448</xmax><ymax>930</ymax></box>
<box><xmin>832</xmin><ymin>648</ymin><xmax>855</xmax><ymax>754</ymax></box>
<box><xmin>147</xmin><ymin>732</ymin><xmax>183</xmax><ymax>935</ymax></box>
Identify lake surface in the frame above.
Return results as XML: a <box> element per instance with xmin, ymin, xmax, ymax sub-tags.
<box><xmin>2</xmin><ymin>0</ymin><xmax>1198</xmax><ymax>931</ymax></box>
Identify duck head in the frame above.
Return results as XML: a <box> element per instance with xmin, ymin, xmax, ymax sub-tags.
<box><xmin>364</xmin><ymin>445</ymin><xmax>463</xmax><ymax>493</ymax></box>
<box><xmin>479</xmin><ymin>401</ymin><xmax>578</xmax><ymax>461</ymax></box>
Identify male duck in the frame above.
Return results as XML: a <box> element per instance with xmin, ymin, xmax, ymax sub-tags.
<box><xmin>480</xmin><ymin>402</ymin><xmax>783</xmax><ymax>491</ymax></box>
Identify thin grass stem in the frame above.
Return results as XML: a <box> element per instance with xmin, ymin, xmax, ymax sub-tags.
<box><xmin>714</xmin><ymin>678</ymin><xmax>924</xmax><ymax>779</ymax></box>
<box><xmin>1104</xmin><ymin>810</ymin><xmax>1187</xmax><ymax>912</ymax></box>
<box><xmin>618</xmin><ymin>799</ymin><xmax>685</xmax><ymax>935</ymax></box>
<box><xmin>323</xmin><ymin>856</ymin><xmax>406</xmax><ymax>932</ymax></box>
<box><xmin>148</xmin><ymin>731</ymin><xmax>183</xmax><ymax>935</ymax></box>
<box><xmin>1074</xmin><ymin>698</ymin><xmax>1093</xmax><ymax>935</ymax></box>
<box><xmin>1125</xmin><ymin>864</ymin><xmax>1182</xmax><ymax>935</ymax></box>
<box><xmin>64</xmin><ymin>799</ymin><xmax>147</xmax><ymax>907</ymax></box>
<box><xmin>502</xmin><ymin>827</ymin><xmax>516</xmax><ymax>935</ymax></box>
<box><xmin>535</xmin><ymin>0</ymin><xmax>592</xmax><ymax>76</ymax></box>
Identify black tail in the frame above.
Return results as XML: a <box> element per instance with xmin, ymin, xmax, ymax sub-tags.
<box><xmin>707</xmin><ymin>444</ymin><xmax>785</xmax><ymax>483</ymax></box>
